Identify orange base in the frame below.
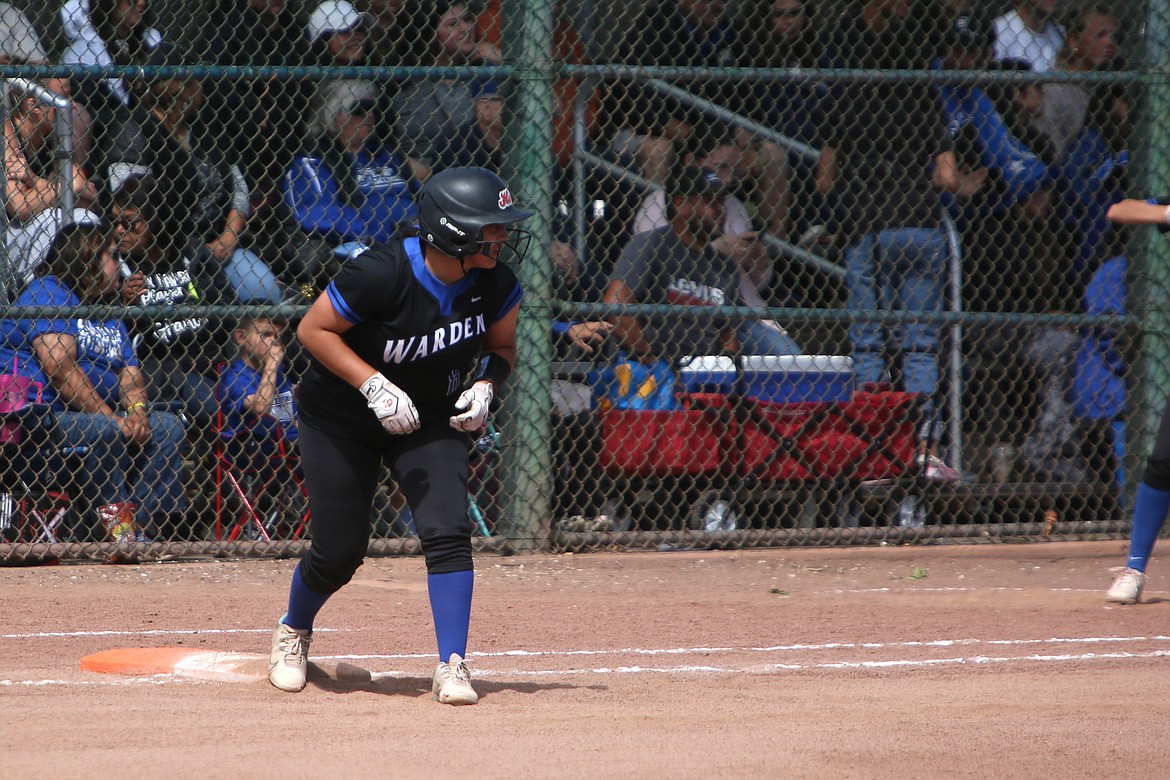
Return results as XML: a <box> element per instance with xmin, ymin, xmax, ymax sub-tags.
<box><xmin>81</xmin><ymin>647</ymin><xmax>202</xmax><ymax>676</ymax></box>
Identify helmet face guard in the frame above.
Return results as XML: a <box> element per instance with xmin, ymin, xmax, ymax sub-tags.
<box><xmin>477</xmin><ymin>225</ymin><xmax>533</xmax><ymax>266</ymax></box>
<box><xmin>417</xmin><ymin>167</ymin><xmax>534</xmax><ymax>263</ymax></box>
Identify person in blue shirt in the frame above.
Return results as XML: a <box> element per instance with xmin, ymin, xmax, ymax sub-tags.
<box><xmin>1073</xmin><ymin>243</ymin><xmax>1126</xmax><ymax>512</ymax></box>
<box><xmin>0</xmin><ymin>222</ymin><xmax>187</xmax><ymax>540</ymax></box>
<box><xmin>284</xmin><ymin>78</ymin><xmax>422</xmax><ymax>288</ymax></box>
<box><xmin>218</xmin><ymin>314</ymin><xmax>298</xmax><ymax>465</ymax></box>
<box><xmin>1104</xmin><ymin>197</ymin><xmax>1170</xmax><ymax>605</ymax></box>
<box><xmin>1062</xmin><ymin>84</ymin><xmax>1131</xmax><ymax>287</ymax></box>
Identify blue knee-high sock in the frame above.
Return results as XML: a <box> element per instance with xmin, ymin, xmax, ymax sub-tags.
<box><xmin>1127</xmin><ymin>483</ymin><xmax>1170</xmax><ymax>572</ymax></box>
<box><xmin>284</xmin><ymin>561</ymin><xmax>331</xmax><ymax>631</ymax></box>
<box><xmin>428</xmin><ymin>570</ymin><xmax>474</xmax><ymax>662</ymax></box>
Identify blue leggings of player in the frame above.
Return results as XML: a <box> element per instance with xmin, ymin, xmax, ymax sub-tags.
<box><xmin>296</xmin><ymin>417</ymin><xmax>473</xmax><ymax>591</ymax></box>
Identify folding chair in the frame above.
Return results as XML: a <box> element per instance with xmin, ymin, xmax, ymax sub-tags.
<box><xmin>0</xmin><ymin>404</ymin><xmax>87</xmax><ymax>543</ymax></box>
<box><xmin>213</xmin><ymin>367</ymin><xmax>309</xmax><ymax>542</ymax></box>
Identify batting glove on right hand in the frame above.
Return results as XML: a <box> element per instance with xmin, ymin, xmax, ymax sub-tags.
<box><xmin>360</xmin><ymin>373</ymin><xmax>420</xmax><ymax>435</ymax></box>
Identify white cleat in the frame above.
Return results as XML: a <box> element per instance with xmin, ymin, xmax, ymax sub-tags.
<box><xmin>268</xmin><ymin>620</ymin><xmax>312</xmax><ymax>692</ymax></box>
<box><xmin>1105</xmin><ymin>567</ymin><xmax>1146</xmax><ymax>605</ymax></box>
<box><xmin>432</xmin><ymin>653</ymin><xmax>479</xmax><ymax>705</ymax></box>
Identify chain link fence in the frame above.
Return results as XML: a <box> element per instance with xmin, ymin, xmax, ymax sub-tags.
<box><xmin>0</xmin><ymin>0</ymin><xmax>1164</xmax><ymax>562</ymax></box>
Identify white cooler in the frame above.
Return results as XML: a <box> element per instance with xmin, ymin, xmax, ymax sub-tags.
<box><xmin>740</xmin><ymin>355</ymin><xmax>855</xmax><ymax>403</ymax></box>
<box><xmin>679</xmin><ymin>355</ymin><xmax>855</xmax><ymax>403</ymax></box>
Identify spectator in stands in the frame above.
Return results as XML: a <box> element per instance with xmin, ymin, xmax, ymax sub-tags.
<box><xmin>936</xmin><ymin>18</ymin><xmax>1055</xmax><ymax>227</ymax></box>
<box><xmin>219</xmin><ymin>314</ymin><xmax>298</xmax><ymax>466</ymax></box>
<box><xmin>284</xmin><ymin>78</ymin><xmax>421</xmax><ymax>286</ymax></box>
<box><xmin>350</xmin><ymin>0</ymin><xmax>411</xmax><ymax>147</ymax></box>
<box><xmin>733</xmin><ymin>0</ymin><xmax>824</xmax><ymax>149</ymax></box>
<box><xmin>359</xmin><ymin>0</ymin><xmax>406</xmax><ymax>68</ymax></box>
<box><xmin>605</xmin><ymin>0</ymin><xmax>792</xmax><ymax>238</ymax></box>
<box><xmin>602</xmin><ymin>0</ymin><xmax>731</xmax><ymax>187</ymax></box>
<box><xmin>984</xmin><ymin>58</ymin><xmax>1056</xmax><ymax>166</ymax></box>
<box><xmin>59</xmin><ymin>0</ymin><xmax>161</xmax><ymax>168</ymax></box>
<box><xmin>307</xmin><ymin>0</ymin><xmax>372</xmax><ymax>67</ymax></box>
<box><xmin>434</xmin><ymin>78</ymin><xmax>505</xmax><ymax>174</ymax></box>
<box><xmin>732</xmin><ymin>0</ymin><xmax>828</xmax><ymax>240</ymax></box>
<box><xmin>992</xmin><ymin>0</ymin><xmax>1065</xmax><ymax>72</ymax></box>
<box><xmin>817</xmin><ymin>0</ymin><xmax>984</xmax><ymax>481</ymax></box>
<box><xmin>1032</xmin><ymin>4</ymin><xmax>1123</xmax><ymax>161</ymax></box>
<box><xmin>199</xmin><ymin>0</ymin><xmax>312</xmax><ymax>232</ymax></box>
<box><xmin>1061</xmin><ymin>83</ymin><xmax>1131</xmax><ymax>286</ymax></box>
<box><xmin>108</xmin><ymin>42</ymin><xmax>284</xmax><ymax>303</ymax></box>
<box><xmin>1073</xmin><ymin>230</ymin><xmax>1127</xmax><ymax>504</ymax></box>
<box><xmin>631</xmin><ymin>126</ymin><xmax>800</xmax><ymax>357</ymax></box>
<box><xmin>602</xmin><ymin>164</ymin><xmax>740</xmax><ymax>373</ymax></box>
<box><xmin>0</xmin><ymin>221</ymin><xmax>187</xmax><ymax>539</ymax></box>
<box><xmin>393</xmin><ymin>0</ymin><xmax>501</xmax><ymax>174</ymax></box>
<box><xmin>111</xmin><ymin>175</ymin><xmax>232</xmax><ymax>433</ymax></box>
<box><xmin>0</xmin><ymin>2</ymin><xmax>48</xmax><ymax>66</ymax></box>
<box><xmin>1015</xmin><ymin>83</ymin><xmax>1130</xmax><ymax>486</ymax></box>
<box><xmin>939</xmin><ymin>43</ymin><xmax>1067</xmax><ymax>473</ymax></box>
<box><xmin>477</xmin><ymin>0</ymin><xmax>597</xmax><ymax>172</ymax></box>
<box><xmin>3</xmin><ymin>77</ymin><xmax>100</xmax><ymax>282</ymax></box>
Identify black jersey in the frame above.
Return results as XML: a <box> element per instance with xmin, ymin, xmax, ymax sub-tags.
<box><xmin>298</xmin><ymin>237</ymin><xmax>523</xmax><ymax>436</ymax></box>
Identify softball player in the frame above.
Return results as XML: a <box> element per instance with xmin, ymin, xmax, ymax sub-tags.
<box><xmin>1104</xmin><ymin>197</ymin><xmax>1170</xmax><ymax>604</ymax></box>
<box><xmin>268</xmin><ymin>166</ymin><xmax>531</xmax><ymax>703</ymax></box>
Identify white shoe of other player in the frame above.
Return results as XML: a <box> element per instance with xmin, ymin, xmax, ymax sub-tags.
<box><xmin>268</xmin><ymin>620</ymin><xmax>312</xmax><ymax>692</ymax></box>
<box><xmin>1105</xmin><ymin>567</ymin><xmax>1146</xmax><ymax>605</ymax></box>
<box><xmin>432</xmin><ymin>653</ymin><xmax>479</xmax><ymax>705</ymax></box>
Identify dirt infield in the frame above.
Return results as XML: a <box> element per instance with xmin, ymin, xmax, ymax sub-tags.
<box><xmin>3</xmin><ymin>540</ymin><xmax>1169</xmax><ymax>779</ymax></box>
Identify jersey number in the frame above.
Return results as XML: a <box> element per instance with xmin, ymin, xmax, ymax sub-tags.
<box><xmin>447</xmin><ymin>371</ymin><xmax>462</xmax><ymax>395</ymax></box>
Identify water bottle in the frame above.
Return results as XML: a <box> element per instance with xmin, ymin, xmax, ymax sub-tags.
<box><xmin>898</xmin><ymin>495</ymin><xmax>926</xmax><ymax>528</ymax></box>
<box><xmin>702</xmin><ymin>500</ymin><xmax>737</xmax><ymax>532</ymax></box>
<box><xmin>990</xmin><ymin>442</ymin><xmax>1016</xmax><ymax>483</ymax></box>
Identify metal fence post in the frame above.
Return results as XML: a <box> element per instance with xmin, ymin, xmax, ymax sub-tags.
<box><xmin>499</xmin><ymin>0</ymin><xmax>556</xmax><ymax>549</ymax></box>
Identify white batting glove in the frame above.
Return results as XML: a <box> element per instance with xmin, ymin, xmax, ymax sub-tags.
<box><xmin>449</xmin><ymin>380</ymin><xmax>494</xmax><ymax>432</ymax></box>
<box><xmin>360</xmin><ymin>373</ymin><xmax>420</xmax><ymax>435</ymax></box>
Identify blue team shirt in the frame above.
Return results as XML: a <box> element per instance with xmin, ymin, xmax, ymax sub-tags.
<box><xmin>0</xmin><ymin>276</ymin><xmax>137</xmax><ymax>410</ymax></box>
<box><xmin>284</xmin><ymin>145</ymin><xmax>418</xmax><ymax>246</ymax></box>
<box><xmin>218</xmin><ymin>358</ymin><xmax>299</xmax><ymax>451</ymax></box>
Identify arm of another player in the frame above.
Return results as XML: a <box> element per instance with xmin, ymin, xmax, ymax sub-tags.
<box><xmin>602</xmin><ymin>278</ymin><xmax>656</xmax><ymax>365</ymax></box>
<box><xmin>1107</xmin><ymin>198</ymin><xmax>1170</xmax><ymax>226</ymax></box>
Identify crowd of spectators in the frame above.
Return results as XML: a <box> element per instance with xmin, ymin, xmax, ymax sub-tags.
<box><xmin>0</xmin><ymin>0</ymin><xmax>1141</xmax><ymax>537</ymax></box>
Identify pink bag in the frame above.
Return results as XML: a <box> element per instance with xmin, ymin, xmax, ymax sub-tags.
<box><xmin>0</xmin><ymin>356</ymin><xmax>44</xmax><ymax>445</ymax></box>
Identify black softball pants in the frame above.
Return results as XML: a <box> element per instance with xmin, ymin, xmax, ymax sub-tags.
<box><xmin>296</xmin><ymin>416</ymin><xmax>473</xmax><ymax>594</ymax></box>
<box><xmin>1143</xmin><ymin>396</ymin><xmax>1170</xmax><ymax>491</ymax></box>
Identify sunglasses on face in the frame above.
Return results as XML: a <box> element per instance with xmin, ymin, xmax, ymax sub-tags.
<box><xmin>112</xmin><ymin>216</ymin><xmax>145</xmax><ymax>231</ymax></box>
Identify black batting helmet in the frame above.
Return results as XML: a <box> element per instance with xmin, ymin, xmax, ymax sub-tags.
<box><xmin>416</xmin><ymin>167</ymin><xmax>534</xmax><ymax>260</ymax></box>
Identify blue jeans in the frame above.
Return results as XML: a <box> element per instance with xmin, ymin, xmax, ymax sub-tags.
<box><xmin>56</xmin><ymin>410</ymin><xmax>188</xmax><ymax>528</ymax></box>
<box><xmin>845</xmin><ymin>227</ymin><xmax>947</xmax><ymax>407</ymax></box>
<box><xmin>738</xmin><ymin>320</ymin><xmax>802</xmax><ymax>357</ymax></box>
<box><xmin>224</xmin><ymin>247</ymin><xmax>284</xmax><ymax>303</ymax></box>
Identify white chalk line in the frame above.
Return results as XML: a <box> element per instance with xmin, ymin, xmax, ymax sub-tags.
<box><xmin>364</xmin><ymin>649</ymin><xmax>1170</xmax><ymax>679</ymax></box>
<box><xmin>0</xmin><ymin>628</ymin><xmax>346</xmax><ymax>640</ymax></box>
<box><xmin>324</xmin><ymin>634</ymin><xmax>1170</xmax><ymax>662</ymax></box>
<box><xmin>4</xmin><ymin>638</ymin><xmax>1168</xmax><ymax>688</ymax></box>
<box><xmin>0</xmin><ymin>676</ymin><xmax>197</xmax><ymax>687</ymax></box>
